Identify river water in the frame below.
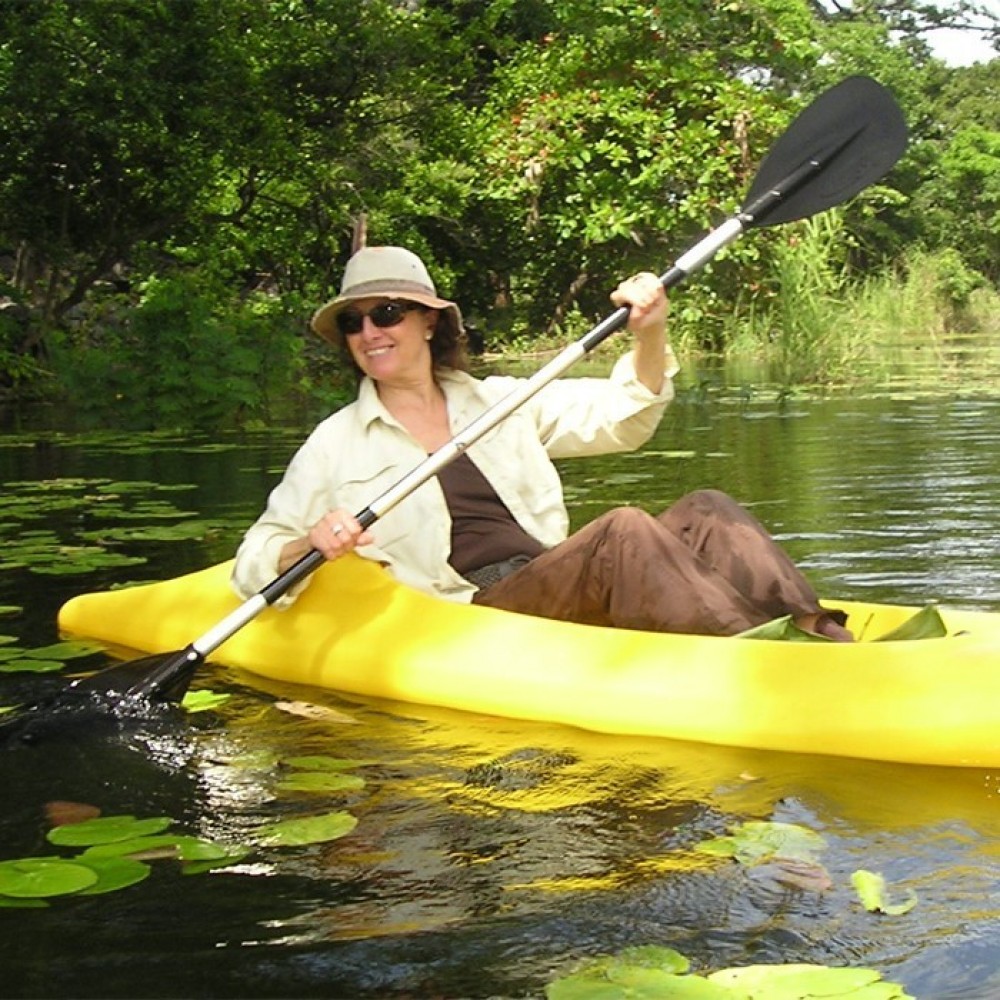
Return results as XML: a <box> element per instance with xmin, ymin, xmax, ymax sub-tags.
<box><xmin>1</xmin><ymin>375</ymin><xmax>998</xmax><ymax>998</ymax></box>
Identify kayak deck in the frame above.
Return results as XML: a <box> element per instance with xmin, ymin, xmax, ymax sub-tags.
<box><xmin>57</xmin><ymin>556</ymin><xmax>1000</xmax><ymax>768</ymax></box>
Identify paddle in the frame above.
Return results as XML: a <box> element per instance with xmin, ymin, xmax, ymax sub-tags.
<box><xmin>2</xmin><ymin>75</ymin><xmax>906</xmax><ymax>740</ymax></box>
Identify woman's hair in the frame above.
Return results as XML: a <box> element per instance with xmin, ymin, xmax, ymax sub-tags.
<box><xmin>337</xmin><ymin>303</ymin><xmax>471</xmax><ymax>379</ymax></box>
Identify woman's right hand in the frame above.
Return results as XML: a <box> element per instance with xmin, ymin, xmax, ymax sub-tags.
<box><xmin>278</xmin><ymin>509</ymin><xmax>374</xmax><ymax>573</ymax></box>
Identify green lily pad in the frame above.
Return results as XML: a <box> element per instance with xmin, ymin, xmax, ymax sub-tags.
<box><xmin>75</xmin><ymin>856</ymin><xmax>151</xmax><ymax>895</ymax></box>
<box><xmin>0</xmin><ymin>858</ymin><xmax>99</xmax><ymax>898</ymax></box>
<box><xmin>851</xmin><ymin>870</ymin><xmax>919</xmax><ymax>915</ymax></box>
<box><xmin>284</xmin><ymin>755</ymin><xmax>370</xmax><ymax>771</ymax></box>
<box><xmin>277</xmin><ymin>772</ymin><xmax>366</xmax><ymax>793</ymax></box>
<box><xmin>81</xmin><ymin>834</ymin><xmax>232</xmax><ymax>863</ymax></box>
<box><xmin>696</xmin><ymin>821</ymin><xmax>827</xmax><ymax>866</ymax></box>
<box><xmin>181</xmin><ymin>847</ymin><xmax>251</xmax><ymax>875</ymax></box>
<box><xmin>181</xmin><ymin>690</ymin><xmax>232</xmax><ymax>713</ymax></box>
<box><xmin>708</xmin><ymin>963</ymin><xmax>912</xmax><ymax>998</ymax></box>
<box><xmin>0</xmin><ymin>658</ymin><xmax>65</xmax><ymax>674</ymax></box>
<box><xmin>23</xmin><ymin>640</ymin><xmax>105</xmax><ymax>660</ymax></box>
<box><xmin>46</xmin><ymin>815</ymin><xmax>174</xmax><ymax>847</ymax></box>
<box><xmin>256</xmin><ymin>811</ymin><xmax>358</xmax><ymax>847</ymax></box>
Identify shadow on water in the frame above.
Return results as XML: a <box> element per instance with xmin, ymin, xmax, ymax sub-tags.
<box><xmin>1</xmin><ymin>382</ymin><xmax>1000</xmax><ymax>997</ymax></box>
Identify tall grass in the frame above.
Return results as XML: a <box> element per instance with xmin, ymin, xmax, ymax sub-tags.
<box><xmin>723</xmin><ymin>216</ymin><xmax>1000</xmax><ymax>387</ymax></box>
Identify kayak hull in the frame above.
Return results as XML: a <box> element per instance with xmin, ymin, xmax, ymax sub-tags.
<box><xmin>57</xmin><ymin>556</ymin><xmax>1000</xmax><ymax>768</ymax></box>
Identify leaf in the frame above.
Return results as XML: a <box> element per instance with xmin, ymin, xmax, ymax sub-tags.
<box><xmin>736</xmin><ymin>616</ymin><xmax>833</xmax><ymax>642</ymax></box>
<box><xmin>708</xmin><ymin>963</ymin><xmax>912</xmax><ymax>998</ymax></box>
<box><xmin>181</xmin><ymin>690</ymin><xmax>231</xmax><ymax>713</ymax></box>
<box><xmin>0</xmin><ymin>858</ymin><xmax>98</xmax><ymax>898</ymax></box>
<box><xmin>696</xmin><ymin>821</ymin><xmax>827</xmax><ymax>866</ymax></box>
<box><xmin>46</xmin><ymin>815</ymin><xmax>173</xmax><ymax>847</ymax></box>
<box><xmin>874</xmin><ymin>606</ymin><xmax>948</xmax><ymax>642</ymax></box>
<box><xmin>851</xmin><ymin>870</ymin><xmax>918</xmax><ymax>916</ymax></box>
<box><xmin>256</xmin><ymin>811</ymin><xmax>358</xmax><ymax>847</ymax></box>
<box><xmin>0</xmin><ymin>658</ymin><xmax>66</xmax><ymax>674</ymax></box>
<box><xmin>277</xmin><ymin>772</ymin><xmax>366</xmax><ymax>794</ymax></box>
<box><xmin>284</xmin><ymin>755</ymin><xmax>370</xmax><ymax>771</ymax></box>
<box><xmin>81</xmin><ymin>834</ymin><xmax>233</xmax><ymax>863</ymax></box>
<box><xmin>22</xmin><ymin>640</ymin><xmax>105</xmax><ymax>660</ymax></box>
<box><xmin>75</xmin><ymin>856</ymin><xmax>151</xmax><ymax>895</ymax></box>
<box><xmin>273</xmin><ymin>700</ymin><xmax>358</xmax><ymax>724</ymax></box>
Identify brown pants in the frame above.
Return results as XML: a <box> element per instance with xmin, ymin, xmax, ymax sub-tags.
<box><xmin>472</xmin><ymin>489</ymin><xmax>827</xmax><ymax>636</ymax></box>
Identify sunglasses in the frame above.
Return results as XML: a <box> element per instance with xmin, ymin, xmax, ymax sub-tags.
<box><xmin>335</xmin><ymin>300</ymin><xmax>424</xmax><ymax>336</ymax></box>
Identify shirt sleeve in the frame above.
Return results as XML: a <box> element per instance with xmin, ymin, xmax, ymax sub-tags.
<box><xmin>526</xmin><ymin>346</ymin><xmax>677</xmax><ymax>458</ymax></box>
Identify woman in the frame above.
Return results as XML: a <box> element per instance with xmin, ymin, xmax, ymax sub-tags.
<box><xmin>232</xmin><ymin>246</ymin><xmax>851</xmax><ymax>640</ymax></box>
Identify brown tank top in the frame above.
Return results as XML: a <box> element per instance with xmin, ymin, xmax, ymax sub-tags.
<box><xmin>436</xmin><ymin>453</ymin><xmax>545</xmax><ymax>575</ymax></box>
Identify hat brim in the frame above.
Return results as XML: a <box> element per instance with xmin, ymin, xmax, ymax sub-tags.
<box><xmin>311</xmin><ymin>287</ymin><xmax>464</xmax><ymax>344</ymax></box>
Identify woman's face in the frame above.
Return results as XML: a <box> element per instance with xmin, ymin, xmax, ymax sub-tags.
<box><xmin>340</xmin><ymin>297</ymin><xmax>439</xmax><ymax>386</ymax></box>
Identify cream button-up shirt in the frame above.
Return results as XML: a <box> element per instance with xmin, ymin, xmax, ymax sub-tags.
<box><xmin>232</xmin><ymin>348</ymin><xmax>677</xmax><ymax>605</ymax></box>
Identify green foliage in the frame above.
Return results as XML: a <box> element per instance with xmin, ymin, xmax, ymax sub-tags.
<box><xmin>1</xmin><ymin>0</ymin><xmax>998</xmax><ymax>421</ymax></box>
<box><xmin>49</xmin><ymin>272</ymin><xmax>304</xmax><ymax>429</ymax></box>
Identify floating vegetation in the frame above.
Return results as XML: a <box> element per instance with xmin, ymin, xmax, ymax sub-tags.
<box><xmin>0</xmin><ymin>473</ymin><xmax>243</xmax><ymax>578</ymax></box>
<box><xmin>0</xmin><ymin>638</ymin><xmax>105</xmax><ymax>674</ymax></box>
<box><xmin>545</xmin><ymin>945</ymin><xmax>914</xmax><ymax>999</ymax></box>
<box><xmin>0</xmin><ymin>754</ymin><xmax>368</xmax><ymax>907</ymax></box>
<box><xmin>696</xmin><ymin>820</ymin><xmax>827</xmax><ymax>866</ymax></box>
<box><xmin>256</xmin><ymin>811</ymin><xmax>358</xmax><ymax>847</ymax></box>
<box><xmin>852</xmin><ymin>870</ymin><xmax>919</xmax><ymax>916</ymax></box>
<box><xmin>180</xmin><ymin>689</ymin><xmax>232</xmax><ymax>713</ymax></box>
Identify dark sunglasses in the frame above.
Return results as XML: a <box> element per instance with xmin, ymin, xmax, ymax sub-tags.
<box><xmin>335</xmin><ymin>300</ymin><xmax>424</xmax><ymax>336</ymax></box>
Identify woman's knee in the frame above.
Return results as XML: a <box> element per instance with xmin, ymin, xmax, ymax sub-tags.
<box><xmin>597</xmin><ymin>506</ymin><xmax>658</xmax><ymax>538</ymax></box>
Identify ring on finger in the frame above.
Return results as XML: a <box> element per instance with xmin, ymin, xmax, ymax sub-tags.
<box><xmin>331</xmin><ymin>523</ymin><xmax>345</xmax><ymax>537</ymax></box>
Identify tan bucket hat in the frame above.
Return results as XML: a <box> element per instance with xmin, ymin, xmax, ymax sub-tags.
<box><xmin>311</xmin><ymin>246</ymin><xmax>464</xmax><ymax>344</ymax></box>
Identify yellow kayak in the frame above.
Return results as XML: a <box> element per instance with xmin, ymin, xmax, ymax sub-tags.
<box><xmin>57</xmin><ymin>555</ymin><xmax>1000</xmax><ymax>768</ymax></box>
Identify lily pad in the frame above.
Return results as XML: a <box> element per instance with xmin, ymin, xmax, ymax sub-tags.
<box><xmin>81</xmin><ymin>834</ymin><xmax>233</xmax><ymax>863</ymax></box>
<box><xmin>256</xmin><ymin>811</ymin><xmax>358</xmax><ymax>847</ymax></box>
<box><xmin>284</xmin><ymin>755</ymin><xmax>370</xmax><ymax>771</ymax></box>
<box><xmin>708</xmin><ymin>963</ymin><xmax>912</xmax><ymax>998</ymax></box>
<box><xmin>75</xmin><ymin>856</ymin><xmax>151</xmax><ymax>895</ymax></box>
<box><xmin>46</xmin><ymin>815</ymin><xmax>174</xmax><ymax>847</ymax></box>
<box><xmin>181</xmin><ymin>690</ymin><xmax>232</xmax><ymax>713</ymax></box>
<box><xmin>277</xmin><ymin>772</ymin><xmax>366</xmax><ymax>794</ymax></box>
<box><xmin>696</xmin><ymin>821</ymin><xmax>827</xmax><ymax>865</ymax></box>
<box><xmin>0</xmin><ymin>658</ymin><xmax>65</xmax><ymax>674</ymax></box>
<box><xmin>0</xmin><ymin>858</ymin><xmax>98</xmax><ymax>898</ymax></box>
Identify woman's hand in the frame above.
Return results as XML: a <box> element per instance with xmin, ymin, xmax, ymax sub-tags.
<box><xmin>611</xmin><ymin>271</ymin><xmax>671</xmax><ymax>394</ymax></box>
<box><xmin>611</xmin><ymin>271</ymin><xmax>668</xmax><ymax>336</ymax></box>
<box><xmin>278</xmin><ymin>509</ymin><xmax>374</xmax><ymax>573</ymax></box>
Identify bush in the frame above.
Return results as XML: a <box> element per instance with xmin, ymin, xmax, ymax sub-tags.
<box><xmin>49</xmin><ymin>273</ymin><xmax>307</xmax><ymax>430</ymax></box>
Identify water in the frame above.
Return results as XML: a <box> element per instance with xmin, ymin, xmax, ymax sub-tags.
<box><xmin>1</xmin><ymin>383</ymin><xmax>999</xmax><ymax>999</ymax></box>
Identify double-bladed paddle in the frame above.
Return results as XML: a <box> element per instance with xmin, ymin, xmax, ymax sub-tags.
<box><xmin>2</xmin><ymin>76</ymin><xmax>907</xmax><ymax>742</ymax></box>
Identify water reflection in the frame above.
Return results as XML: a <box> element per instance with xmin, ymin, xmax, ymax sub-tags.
<box><xmin>1</xmin><ymin>390</ymin><xmax>999</xmax><ymax>997</ymax></box>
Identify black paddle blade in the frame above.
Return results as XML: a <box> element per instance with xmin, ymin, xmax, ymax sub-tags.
<box><xmin>0</xmin><ymin>651</ymin><xmax>197</xmax><ymax>746</ymax></box>
<box><xmin>742</xmin><ymin>76</ymin><xmax>908</xmax><ymax>227</ymax></box>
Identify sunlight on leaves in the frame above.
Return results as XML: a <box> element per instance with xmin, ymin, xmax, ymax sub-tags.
<box><xmin>0</xmin><ymin>858</ymin><xmax>99</xmax><ymax>898</ymax></box>
<box><xmin>695</xmin><ymin>821</ymin><xmax>827</xmax><ymax>866</ymax></box>
<box><xmin>277</xmin><ymin>772</ymin><xmax>366</xmax><ymax>794</ymax></box>
<box><xmin>256</xmin><ymin>811</ymin><xmax>358</xmax><ymax>847</ymax></box>
<box><xmin>46</xmin><ymin>815</ymin><xmax>174</xmax><ymax>847</ymax></box>
<box><xmin>181</xmin><ymin>690</ymin><xmax>232</xmax><ymax>713</ymax></box>
<box><xmin>547</xmin><ymin>947</ymin><xmax>915</xmax><ymax>999</ymax></box>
